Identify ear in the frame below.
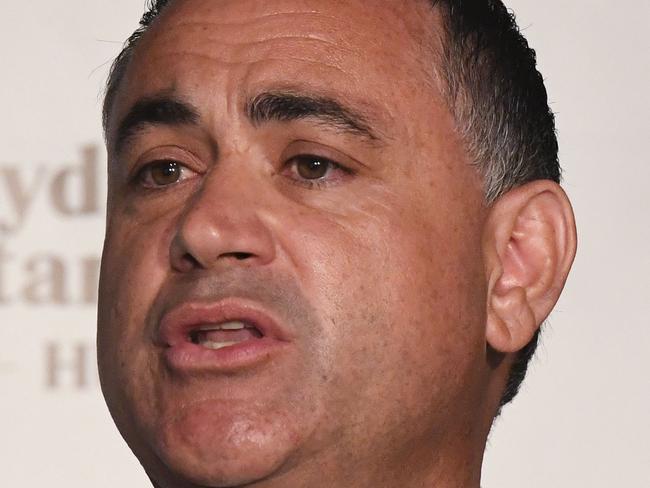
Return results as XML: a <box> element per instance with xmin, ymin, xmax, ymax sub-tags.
<box><xmin>483</xmin><ymin>181</ymin><xmax>577</xmax><ymax>353</ymax></box>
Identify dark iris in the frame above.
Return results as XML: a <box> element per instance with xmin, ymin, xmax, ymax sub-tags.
<box><xmin>296</xmin><ymin>156</ymin><xmax>330</xmax><ymax>180</ymax></box>
<box><xmin>149</xmin><ymin>160</ymin><xmax>181</xmax><ymax>186</ymax></box>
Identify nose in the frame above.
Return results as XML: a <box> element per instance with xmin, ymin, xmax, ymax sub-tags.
<box><xmin>170</xmin><ymin>169</ymin><xmax>276</xmax><ymax>272</ymax></box>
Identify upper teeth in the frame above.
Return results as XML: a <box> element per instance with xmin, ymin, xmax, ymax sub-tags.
<box><xmin>197</xmin><ymin>321</ymin><xmax>247</xmax><ymax>331</ymax></box>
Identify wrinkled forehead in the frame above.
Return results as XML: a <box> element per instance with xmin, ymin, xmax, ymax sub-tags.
<box><xmin>145</xmin><ymin>0</ymin><xmax>438</xmax><ymax>65</ymax></box>
<box><xmin>110</xmin><ymin>0</ymin><xmax>444</xmax><ymax>132</ymax></box>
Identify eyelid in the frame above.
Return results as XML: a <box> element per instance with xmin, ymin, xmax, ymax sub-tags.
<box><xmin>127</xmin><ymin>144</ymin><xmax>206</xmax><ymax>180</ymax></box>
<box><xmin>127</xmin><ymin>143</ymin><xmax>207</xmax><ymax>191</ymax></box>
<box><xmin>282</xmin><ymin>140</ymin><xmax>363</xmax><ymax>169</ymax></box>
<box><xmin>134</xmin><ymin>159</ymin><xmax>197</xmax><ymax>189</ymax></box>
<box><xmin>280</xmin><ymin>154</ymin><xmax>350</xmax><ymax>192</ymax></box>
<box><xmin>287</xmin><ymin>154</ymin><xmax>351</xmax><ymax>174</ymax></box>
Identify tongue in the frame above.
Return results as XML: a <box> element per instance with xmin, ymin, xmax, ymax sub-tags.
<box><xmin>199</xmin><ymin>329</ymin><xmax>260</xmax><ymax>344</ymax></box>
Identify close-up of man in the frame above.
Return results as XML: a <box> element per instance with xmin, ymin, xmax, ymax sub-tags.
<box><xmin>96</xmin><ymin>0</ymin><xmax>577</xmax><ymax>487</ymax></box>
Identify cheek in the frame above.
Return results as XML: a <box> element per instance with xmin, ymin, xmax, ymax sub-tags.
<box><xmin>101</xmin><ymin>182</ymin><xmax>187</xmax><ymax>311</ymax></box>
<box><xmin>278</xmin><ymin>188</ymin><xmax>486</xmax><ymax>418</ymax></box>
<box><xmin>97</xmin><ymin>204</ymin><xmax>177</xmax><ymax>402</ymax></box>
<box><xmin>99</xmin><ymin>209</ymin><xmax>174</xmax><ymax>331</ymax></box>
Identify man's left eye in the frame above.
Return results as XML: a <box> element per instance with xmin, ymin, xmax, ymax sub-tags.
<box><xmin>136</xmin><ymin>160</ymin><xmax>195</xmax><ymax>188</ymax></box>
<box><xmin>286</xmin><ymin>155</ymin><xmax>349</xmax><ymax>187</ymax></box>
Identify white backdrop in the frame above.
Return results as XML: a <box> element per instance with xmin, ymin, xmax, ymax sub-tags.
<box><xmin>0</xmin><ymin>1</ymin><xmax>648</xmax><ymax>486</ymax></box>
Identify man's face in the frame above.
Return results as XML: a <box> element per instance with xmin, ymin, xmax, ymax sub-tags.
<box><xmin>98</xmin><ymin>0</ymin><xmax>490</xmax><ymax>486</ymax></box>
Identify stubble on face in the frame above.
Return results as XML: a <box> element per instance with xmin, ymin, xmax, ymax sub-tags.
<box><xmin>98</xmin><ymin>0</ymin><xmax>490</xmax><ymax>487</ymax></box>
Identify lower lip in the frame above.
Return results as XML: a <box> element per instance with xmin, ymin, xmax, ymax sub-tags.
<box><xmin>163</xmin><ymin>336</ymin><xmax>288</xmax><ymax>373</ymax></box>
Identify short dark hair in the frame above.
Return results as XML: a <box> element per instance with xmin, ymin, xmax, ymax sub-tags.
<box><xmin>102</xmin><ymin>0</ymin><xmax>560</xmax><ymax>408</ymax></box>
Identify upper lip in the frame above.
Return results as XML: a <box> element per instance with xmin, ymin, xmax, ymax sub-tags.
<box><xmin>157</xmin><ymin>298</ymin><xmax>291</xmax><ymax>347</ymax></box>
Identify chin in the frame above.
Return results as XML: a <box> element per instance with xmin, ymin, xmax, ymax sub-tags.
<box><xmin>153</xmin><ymin>454</ymin><xmax>280</xmax><ymax>487</ymax></box>
<box><xmin>144</xmin><ymin>400</ymin><xmax>301</xmax><ymax>487</ymax></box>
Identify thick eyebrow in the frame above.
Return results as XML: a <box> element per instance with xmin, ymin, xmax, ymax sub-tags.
<box><xmin>113</xmin><ymin>95</ymin><xmax>200</xmax><ymax>155</ymax></box>
<box><xmin>246</xmin><ymin>91</ymin><xmax>383</xmax><ymax>144</ymax></box>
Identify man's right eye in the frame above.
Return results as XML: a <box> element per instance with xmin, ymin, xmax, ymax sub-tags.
<box><xmin>136</xmin><ymin>160</ymin><xmax>194</xmax><ymax>188</ymax></box>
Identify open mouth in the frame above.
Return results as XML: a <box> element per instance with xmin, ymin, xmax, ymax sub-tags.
<box><xmin>188</xmin><ymin>321</ymin><xmax>264</xmax><ymax>350</ymax></box>
<box><xmin>158</xmin><ymin>300</ymin><xmax>291</xmax><ymax>371</ymax></box>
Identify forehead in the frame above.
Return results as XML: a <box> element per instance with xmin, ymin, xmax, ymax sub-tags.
<box><xmin>142</xmin><ymin>0</ymin><xmax>437</xmax><ymax>70</ymax></box>
<box><xmin>111</xmin><ymin>0</ymin><xmax>444</xmax><ymax>132</ymax></box>
<box><xmin>157</xmin><ymin>0</ymin><xmax>433</xmax><ymax>46</ymax></box>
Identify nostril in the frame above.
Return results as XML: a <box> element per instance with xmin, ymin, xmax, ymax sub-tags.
<box><xmin>183</xmin><ymin>253</ymin><xmax>202</xmax><ymax>268</ymax></box>
<box><xmin>171</xmin><ymin>252</ymin><xmax>203</xmax><ymax>272</ymax></box>
<box><xmin>227</xmin><ymin>252</ymin><xmax>254</xmax><ymax>261</ymax></box>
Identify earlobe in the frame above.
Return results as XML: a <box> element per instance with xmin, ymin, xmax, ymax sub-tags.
<box><xmin>484</xmin><ymin>181</ymin><xmax>577</xmax><ymax>354</ymax></box>
<box><xmin>487</xmin><ymin>286</ymin><xmax>537</xmax><ymax>353</ymax></box>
